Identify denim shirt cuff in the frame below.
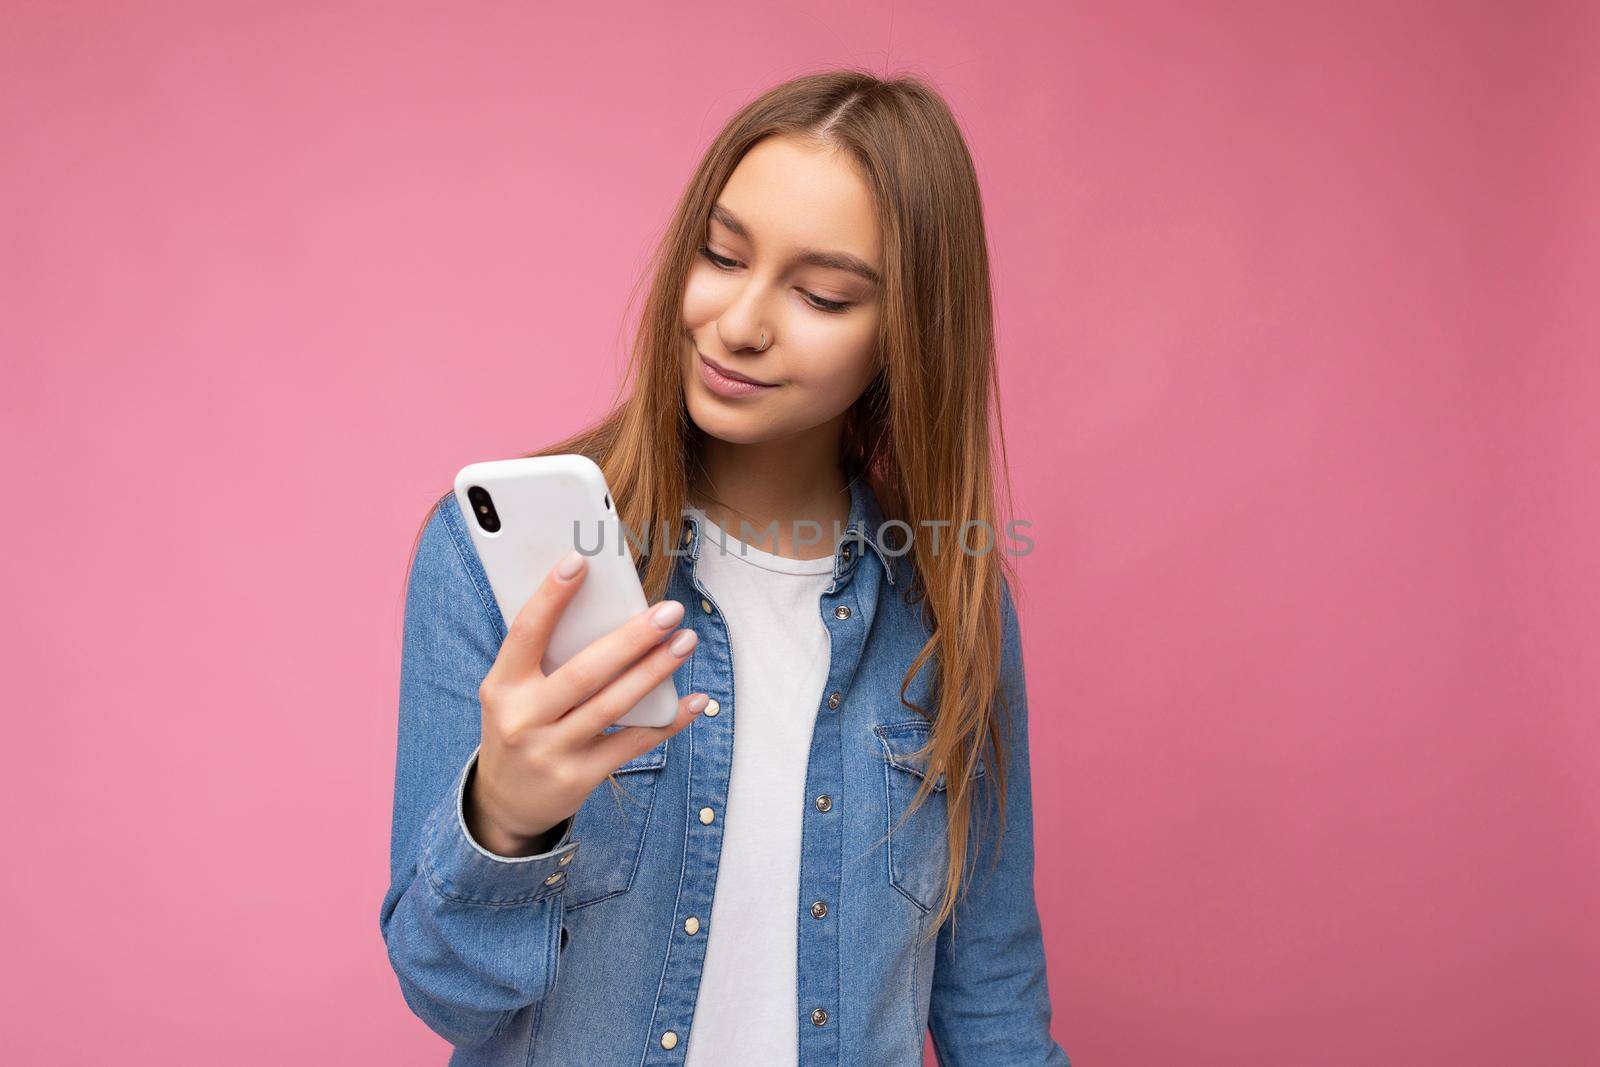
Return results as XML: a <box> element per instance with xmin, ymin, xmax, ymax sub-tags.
<box><xmin>419</xmin><ymin>746</ymin><xmax>580</xmax><ymax>906</ymax></box>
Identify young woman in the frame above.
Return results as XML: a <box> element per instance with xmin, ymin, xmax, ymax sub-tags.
<box><xmin>381</xmin><ymin>70</ymin><xmax>1071</xmax><ymax>1066</ymax></box>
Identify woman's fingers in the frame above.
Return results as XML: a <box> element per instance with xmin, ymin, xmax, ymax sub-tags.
<box><xmin>555</xmin><ymin>624</ymin><xmax>699</xmax><ymax>743</ymax></box>
<box><xmin>488</xmin><ymin>550</ymin><xmax>588</xmax><ymax>684</ymax></box>
<box><xmin>582</xmin><ymin>691</ymin><xmax>710</xmax><ymax>781</ymax></box>
<box><xmin>539</xmin><ymin>597</ymin><xmax>687</xmax><ymax>712</ymax></box>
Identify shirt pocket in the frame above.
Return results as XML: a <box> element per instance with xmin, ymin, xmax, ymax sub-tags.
<box><xmin>565</xmin><ymin>726</ymin><xmax>669</xmax><ymax>910</ymax></box>
<box><xmin>874</xmin><ymin>719</ymin><xmax>988</xmax><ymax>913</ymax></box>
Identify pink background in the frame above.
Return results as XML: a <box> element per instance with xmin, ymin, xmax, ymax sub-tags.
<box><xmin>4</xmin><ymin>2</ymin><xmax>1596</xmax><ymax>1064</ymax></box>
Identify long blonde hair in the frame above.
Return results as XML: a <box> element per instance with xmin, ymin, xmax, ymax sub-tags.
<box><xmin>412</xmin><ymin>68</ymin><xmax>1023</xmax><ymax>937</ymax></box>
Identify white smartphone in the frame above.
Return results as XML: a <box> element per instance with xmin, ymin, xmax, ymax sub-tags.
<box><xmin>453</xmin><ymin>454</ymin><xmax>681</xmax><ymax>729</ymax></box>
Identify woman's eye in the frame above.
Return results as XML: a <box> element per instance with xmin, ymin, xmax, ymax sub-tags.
<box><xmin>697</xmin><ymin>244</ymin><xmax>852</xmax><ymax>314</ymax></box>
<box><xmin>802</xmin><ymin>291</ymin><xmax>852</xmax><ymax>314</ymax></box>
<box><xmin>697</xmin><ymin>244</ymin><xmax>739</xmax><ymax>270</ymax></box>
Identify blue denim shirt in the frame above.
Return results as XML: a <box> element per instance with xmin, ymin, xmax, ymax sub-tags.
<box><xmin>381</xmin><ymin>472</ymin><xmax>1071</xmax><ymax>1066</ymax></box>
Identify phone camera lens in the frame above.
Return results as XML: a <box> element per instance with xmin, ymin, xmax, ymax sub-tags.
<box><xmin>466</xmin><ymin>485</ymin><xmax>501</xmax><ymax>533</ymax></box>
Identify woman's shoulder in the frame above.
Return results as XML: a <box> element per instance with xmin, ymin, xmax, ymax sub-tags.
<box><xmin>411</xmin><ymin>489</ymin><xmax>467</xmax><ymax>571</ymax></box>
<box><xmin>402</xmin><ymin>489</ymin><xmax>498</xmax><ymax>629</ymax></box>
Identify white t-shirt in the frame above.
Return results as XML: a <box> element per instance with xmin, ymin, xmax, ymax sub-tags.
<box><xmin>681</xmin><ymin>507</ymin><xmax>834</xmax><ymax>1067</ymax></box>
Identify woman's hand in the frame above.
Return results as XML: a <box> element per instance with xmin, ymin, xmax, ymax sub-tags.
<box><xmin>465</xmin><ymin>550</ymin><xmax>707</xmax><ymax>857</ymax></box>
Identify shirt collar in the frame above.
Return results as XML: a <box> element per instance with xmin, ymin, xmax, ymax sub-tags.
<box><xmin>841</xmin><ymin>466</ymin><xmax>897</xmax><ymax>587</ymax></box>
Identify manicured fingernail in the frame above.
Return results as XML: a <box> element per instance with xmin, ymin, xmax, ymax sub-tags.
<box><xmin>651</xmin><ymin>600</ymin><xmax>684</xmax><ymax>629</ymax></box>
<box><xmin>687</xmin><ymin>693</ymin><xmax>709</xmax><ymax>713</ymax></box>
<box><xmin>669</xmin><ymin>628</ymin><xmax>698</xmax><ymax>657</ymax></box>
<box><xmin>556</xmin><ymin>550</ymin><xmax>585</xmax><ymax>579</ymax></box>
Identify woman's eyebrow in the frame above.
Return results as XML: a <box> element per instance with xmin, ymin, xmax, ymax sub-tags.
<box><xmin>711</xmin><ymin>203</ymin><xmax>881</xmax><ymax>288</ymax></box>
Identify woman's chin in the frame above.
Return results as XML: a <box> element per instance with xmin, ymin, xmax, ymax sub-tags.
<box><xmin>684</xmin><ymin>392</ymin><xmax>789</xmax><ymax>446</ymax></box>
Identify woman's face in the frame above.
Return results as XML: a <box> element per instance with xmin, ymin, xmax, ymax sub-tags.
<box><xmin>682</xmin><ymin>135</ymin><xmax>884</xmax><ymax>446</ymax></box>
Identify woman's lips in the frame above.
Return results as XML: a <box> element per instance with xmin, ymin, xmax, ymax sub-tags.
<box><xmin>697</xmin><ymin>351</ymin><xmax>778</xmax><ymax>398</ymax></box>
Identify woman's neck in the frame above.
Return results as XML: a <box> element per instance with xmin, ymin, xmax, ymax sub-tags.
<box><xmin>688</xmin><ymin>433</ymin><xmax>850</xmax><ymax>560</ymax></box>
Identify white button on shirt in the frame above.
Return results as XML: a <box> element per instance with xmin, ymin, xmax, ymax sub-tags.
<box><xmin>680</xmin><ymin>508</ymin><xmax>835</xmax><ymax>1067</ymax></box>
